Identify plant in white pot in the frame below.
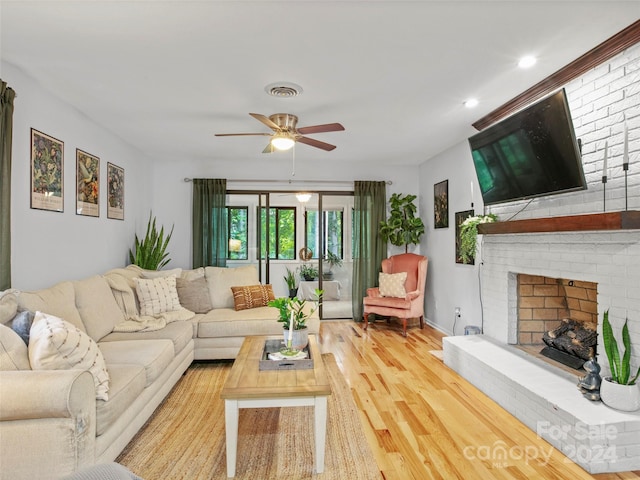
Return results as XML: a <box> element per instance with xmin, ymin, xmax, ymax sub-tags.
<box><xmin>600</xmin><ymin>310</ymin><xmax>640</xmax><ymax>411</ymax></box>
<box><xmin>268</xmin><ymin>289</ymin><xmax>323</xmax><ymax>354</ymax></box>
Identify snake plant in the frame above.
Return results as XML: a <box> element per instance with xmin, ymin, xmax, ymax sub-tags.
<box><xmin>602</xmin><ymin>310</ymin><xmax>640</xmax><ymax>385</ymax></box>
<box><xmin>129</xmin><ymin>213</ymin><xmax>174</xmax><ymax>270</ymax></box>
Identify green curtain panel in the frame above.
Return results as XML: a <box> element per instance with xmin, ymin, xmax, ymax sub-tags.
<box><xmin>351</xmin><ymin>180</ymin><xmax>387</xmax><ymax>321</ymax></box>
<box><xmin>0</xmin><ymin>80</ymin><xmax>16</xmax><ymax>290</ymax></box>
<box><xmin>192</xmin><ymin>178</ymin><xmax>227</xmax><ymax>268</ymax></box>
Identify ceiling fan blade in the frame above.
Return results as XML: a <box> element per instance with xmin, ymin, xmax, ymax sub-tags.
<box><xmin>262</xmin><ymin>143</ymin><xmax>275</xmax><ymax>154</ymax></box>
<box><xmin>214</xmin><ymin>133</ymin><xmax>272</xmax><ymax>137</ymax></box>
<box><xmin>249</xmin><ymin>113</ymin><xmax>281</xmax><ymax>131</ymax></box>
<box><xmin>297</xmin><ymin>136</ymin><xmax>337</xmax><ymax>151</ymax></box>
<box><xmin>296</xmin><ymin>123</ymin><xmax>345</xmax><ymax>135</ymax></box>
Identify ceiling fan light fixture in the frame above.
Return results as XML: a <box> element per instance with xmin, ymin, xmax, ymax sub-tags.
<box><xmin>296</xmin><ymin>192</ymin><xmax>312</xmax><ymax>203</ymax></box>
<box><xmin>271</xmin><ymin>133</ymin><xmax>295</xmax><ymax>150</ymax></box>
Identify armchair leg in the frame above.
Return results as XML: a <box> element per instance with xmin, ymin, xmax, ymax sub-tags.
<box><xmin>402</xmin><ymin>318</ymin><xmax>407</xmax><ymax>337</ymax></box>
<box><xmin>363</xmin><ymin>313</ymin><xmax>369</xmax><ymax>331</ymax></box>
<box><xmin>419</xmin><ymin>315</ymin><xmax>424</xmax><ymax>329</ymax></box>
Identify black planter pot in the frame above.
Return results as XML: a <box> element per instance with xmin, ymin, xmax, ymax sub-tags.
<box><xmin>288</xmin><ymin>288</ymin><xmax>298</xmax><ymax>299</ymax></box>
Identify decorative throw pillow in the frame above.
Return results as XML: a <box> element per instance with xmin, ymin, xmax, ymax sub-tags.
<box><xmin>175</xmin><ymin>276</ymin><xmax>213</xmax><ymax>314</ymax></box>
<box><xmin>29</xmin><ymin>312</ymin><xmax>110</xmax><ymax>401</ymax></box>
<box><xmin>231</xmin><ymin>284</ymin><xmax>275</xmax><ymax>311</ymax></box>
<box><xmin>135</xmin><ymin>275</ymin><xmax>182</xmax><ymax>316</ymax></box>
<box><xmin>11</xmin><ymin>310</ymin><xmax>35</xmax><ymax>345</ymax></box>
<box><xmin>0</xmin><ymin>324</ymin><xmax>31</xmax><ymax>370</ymax></box>
<box><xmin>378</xmin><ymin>272</ymin><xmax>408</xmax><ymax>298</ymax></box>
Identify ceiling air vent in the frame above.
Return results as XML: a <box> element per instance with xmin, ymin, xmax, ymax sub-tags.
<box><xmin>264</xmin><ymin>82</ymin><xmax>303</xmax><ymax>98</ymax></box>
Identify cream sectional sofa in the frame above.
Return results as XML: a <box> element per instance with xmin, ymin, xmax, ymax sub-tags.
<box><xmin>0</xmin><ymin>264</ymin><xmax>319</xmax><ymax>480</ymax></box>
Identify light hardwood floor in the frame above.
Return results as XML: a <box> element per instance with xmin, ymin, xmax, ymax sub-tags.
<box><xmin>317</xmin><ymin>320</ymin><xmax>640</xmax><ymax>480</ymax></box>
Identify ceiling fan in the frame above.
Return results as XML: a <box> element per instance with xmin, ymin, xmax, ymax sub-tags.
<box><xmin>215</xmin><ymin>113</ymin><xmax>345</xmax><ymax>153</ymax></box>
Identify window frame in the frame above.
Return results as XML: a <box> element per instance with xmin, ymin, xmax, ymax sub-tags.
<box><xmin>226</xmin><ymin>206</ymin><xmax>248</xmax><ymax>260</ymax></box>
<box><xmin>258</xmin><ymin>206</ymin><xmax>297</xmax><ymax>260</ymax></box>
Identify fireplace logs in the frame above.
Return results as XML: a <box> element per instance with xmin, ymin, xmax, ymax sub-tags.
<box><xmin>542</xmin><ymin>318</ymin><xmax>597</xmax><ymax>361</ymax></box>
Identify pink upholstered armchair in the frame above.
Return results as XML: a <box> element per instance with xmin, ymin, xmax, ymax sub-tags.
<box><xmin>363</xmin><ymin>253</ymin><xmax>428</xmax><ymax>336</ymax></box>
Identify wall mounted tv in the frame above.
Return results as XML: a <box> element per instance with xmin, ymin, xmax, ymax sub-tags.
<box><xmin>468</xmin><ymin>88</ymin><xmax>586</xmax><ymax>206</ymax></box>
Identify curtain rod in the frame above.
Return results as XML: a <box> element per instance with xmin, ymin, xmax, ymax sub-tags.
<box><xmin>183</xmin><ymin>178</ymin><xmax>392</xmax><ymax>185</ymax></box>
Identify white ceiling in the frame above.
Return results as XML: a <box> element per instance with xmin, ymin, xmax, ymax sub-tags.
<box><xmin>1</xmin><ymin>1</ymin><xmax>638</xmax><ymax>166</ymax></box>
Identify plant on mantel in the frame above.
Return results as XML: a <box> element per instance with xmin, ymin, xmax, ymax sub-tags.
<box><xmin>458</xmin><ymin>213</ymin><xmax>498</xmax><ymax>264</ymax></box>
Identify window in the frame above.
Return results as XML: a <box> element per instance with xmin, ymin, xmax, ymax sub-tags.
<box><xmin>259</xmin><ymin>207</ymin><xmax>296</xmax><ymax>260</ymax></box>
<box><xmin>305</xmin><ymin>209</ymin><xmax>343</xmax><ymax>260</ymax></box>
<box><xmin>227</xmin><ymin>207</ymin><xmax>248</xmax><ymax>260</ymax></box>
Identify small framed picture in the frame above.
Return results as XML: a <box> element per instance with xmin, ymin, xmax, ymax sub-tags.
<box><xmin>455</xmin><ymin>210</ymin><xmax>474</xmax><ymax>264</ymax></box>
<box><xmin>76</xmin><ymin>149</ymin><xmax>100</xmax><ymax>217</ymax></box>
<box><xmin>30</xmin><ymin>129</ymin><xmax>64</xmax><ymax>212</ymax></box>
<box><xmin>107</xmin><ymin>162</ymin><xmax>124</xmax><ymax>220</ymax></box>
<box><xmin>434</xmin><ymin>180</ymin><xmax>448</xmax><ymax>228</ymax></box>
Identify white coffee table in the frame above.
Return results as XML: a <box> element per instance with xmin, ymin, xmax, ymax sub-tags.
<box><xmin>220</xmin><ymin>335</ymin><xmax>331</xmax><ymax>477</ymax></box>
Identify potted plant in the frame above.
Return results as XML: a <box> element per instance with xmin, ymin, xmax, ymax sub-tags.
<box><xmin>268</xmin><ymin>289</ymin><xmax>323</xmax><ymax>352</ymax></box>
<box><xmin>379</xmin><ymin>193</ymin><xmax>425</xmax><ymax>253</ymax></box>
<box><xmin>129</xmin><ymin>212</ymin><xmax>174</xmax><ymax>270</ymax></box>
<box><xmin>299</xmin><ymin>263</ymin><xmax>319</xmax><ymax>281</ymax></box>
<box><xmin>284</xmin><ymin>267</ymin><xmax>298</xmax><ymax>298</ymax></box>
<box><xmin>599</xmin><ymin>310</ymin><xmax>640</xmax><ymax>411</ymax></box>
<box><xmin>322</xmin><ymin>251</ymin><xmax>343</xmax><ymax>280</ymax></box>
<box><xmin>458</xmin><ymin>213</ymin><xmax>498</xmax><ymax>264</ymax></box>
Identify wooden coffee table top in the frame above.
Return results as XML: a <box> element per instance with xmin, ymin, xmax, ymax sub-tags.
<box><xmin>220</xmin><ymin>335</ymin><xmax>331</xmax><ymax>400</ymax></box>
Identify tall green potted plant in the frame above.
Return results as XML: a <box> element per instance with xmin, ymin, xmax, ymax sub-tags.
<box><xmin>379</xmin><ymin>193</ymin><xmax>425</xmax><ymax>253</ymax></box>
<box><xmin>129</xmin><ymin>212</ymin><xmax>174</xmax><ymax>270</ymax></box>
<box><xmin>284</xmin><ymin>267</ymin><xmax>298</xmax><ymax>298</ymax></box>
<box><xmin>600</xmin><ymin>310</ymin><xmax>640</xmax><ymax>411</ymax></box>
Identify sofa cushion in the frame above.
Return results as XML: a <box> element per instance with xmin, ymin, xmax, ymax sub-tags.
<box><xmin>73</xmin><ymin>275</ymin><xmax>125</xmax><ymax>342</ymax></box>
<box><xmin>231</xmin><ymin>284</ymin><xmax>275</xmax><ymax>311</ymax></box>
<box><xmin>135</xmin><ymin>275</ymin><xmax>182</xmax><ymax>316</ymax></box>
<box><xmin>99</xmin><ymin>321</ymin><xmax>193</xmax><ymax>356</ymax></box>
<box><xmin>205</xmin><ymin>266</ymin><xmax>259</xmax><ymax>309</ymax></box>
<box><xmin>197</xmin><ymin>306</ymin><xmax>282</xmax><ymax>338</ymax></box>
<box><xmin>176</xmin><ymin>276</ymin><xmax>212</xmax><ymax>314</ymax></box>
<box><xmin>96</xmin><ymin>364</ymin><xmax>146</xmax><ymax>436</ymax></box>
<box><xmin>17</xmin><ymin>282</ymin><xmax>86</xmax><ymax>333</ymax></box>
<box><xmin>98</xmin><ymin>339</ymin><xmax>174</xmax><ymax>387</ymax></box>
<box><xmin>378</xmin><ymin>272</ymin><xmax>407</xmax><ymax>298</ymax></box>
<box><xmin>0</xmin><ymin>324</ymin><xmax>31</xmax><ymax>370</ymax></box>
<box><xmin>0</xmin><ymin>290</ymin><xmax>18</xmax><ymax>326</ymax></box>
<box><xmin>140</xmin><ymin>267</ymin><xmax>183</xmax><ymax>279</ymax></box>
<box><xmin>29</xmin><ymin>312</ymin><xmax>110</xmax><ymax>400</ymax></box>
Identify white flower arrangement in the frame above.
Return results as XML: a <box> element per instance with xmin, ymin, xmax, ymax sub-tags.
<box><xmin>459</xmin><ymin>213</ymin><xmax>498</xmax><ymax>264</ymax></box>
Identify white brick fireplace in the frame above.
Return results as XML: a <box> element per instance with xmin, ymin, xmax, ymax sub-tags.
<box><xmin>444</xmin><ymin>229</ymin><xmax>640</xmax><ymax>473</ymax></box>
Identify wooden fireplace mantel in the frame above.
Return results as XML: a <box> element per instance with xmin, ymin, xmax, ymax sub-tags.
<box><xmin>477</xmin><ymin>210</ymin><xmax>640</xmax><ymax>235</ymax></box>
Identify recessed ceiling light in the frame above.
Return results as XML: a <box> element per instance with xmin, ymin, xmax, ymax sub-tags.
<box><xmin>518</xmin><ymin>56</ymin><xmax>537</xmax><ymax>69</ymax></box>
<box><xmin>464</xmin><ymin>98</ymin><xmax>479</xmax><ymax>108</ymax></box>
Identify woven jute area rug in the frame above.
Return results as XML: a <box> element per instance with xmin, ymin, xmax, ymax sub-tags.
<box><xmin>117</xmin><ymin>353</ymin><xmax>381</xmax><ymax>479</ymax></box>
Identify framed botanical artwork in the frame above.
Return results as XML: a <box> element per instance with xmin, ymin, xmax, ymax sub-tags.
<box><xmin>30</xmin><ymin>129</ymin><xmax>64</xmax><ymax>212</ymax></box>
<box><xmin>434</xmin><ymin>180</ymin><xmax>448</xmax><ymax>228</ymax></box>
<box><xmin>455</xmin><ymin>210</ymin><xmax>474</xmax><ymax>264</ymax></box>
<box><xmin>107</xmin><ymin>162</ymin><xmax>124</xmax><ymax>220</ymax></box>
<box><xmin>76</xmin><ymin>149</ymin><xmax>100</xmax><ymax>217</ymax></box>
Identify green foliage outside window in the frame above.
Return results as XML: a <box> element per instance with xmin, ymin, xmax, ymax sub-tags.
<box><xmin>259</xmin><ymin>207</ymin><xmax>296</xmax><ymax>260</ymax></box>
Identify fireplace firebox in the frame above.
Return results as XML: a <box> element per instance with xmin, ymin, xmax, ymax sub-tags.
<box><xmin>517</xmin><ymin>274</ymin><xmax>597</xmax><ymax>370</ymax></box>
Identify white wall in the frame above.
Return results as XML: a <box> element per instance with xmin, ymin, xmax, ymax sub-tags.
<box><xmin>420</xmin><ymin>42</ymin><xmax>640</xmax><ymax>336</ymax></box>
<box><xmin>419</xmin><ymin>141</ymin><xmax>482</xmax><ymax>334</ymax></box>
<box><xmin>4</xmin><ymin>62</ymin><xmax>153</xmax><ymax>289</ymax></box>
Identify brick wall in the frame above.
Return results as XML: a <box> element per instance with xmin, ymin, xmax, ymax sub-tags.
<box><xmin>478</xmin><ymin>42</ymin><xmax>640</xmax><ymax>376</ymax></box>
<box><xmin>517</xmin><ymin>274</ymin><xmax>597</xmax><ymax>345</ymax></box>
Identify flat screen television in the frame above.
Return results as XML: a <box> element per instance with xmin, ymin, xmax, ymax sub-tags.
<box><xmin>468</xmin><ymin>88</ymin><xmax>586</xmax><ymax>206</ymax></box>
